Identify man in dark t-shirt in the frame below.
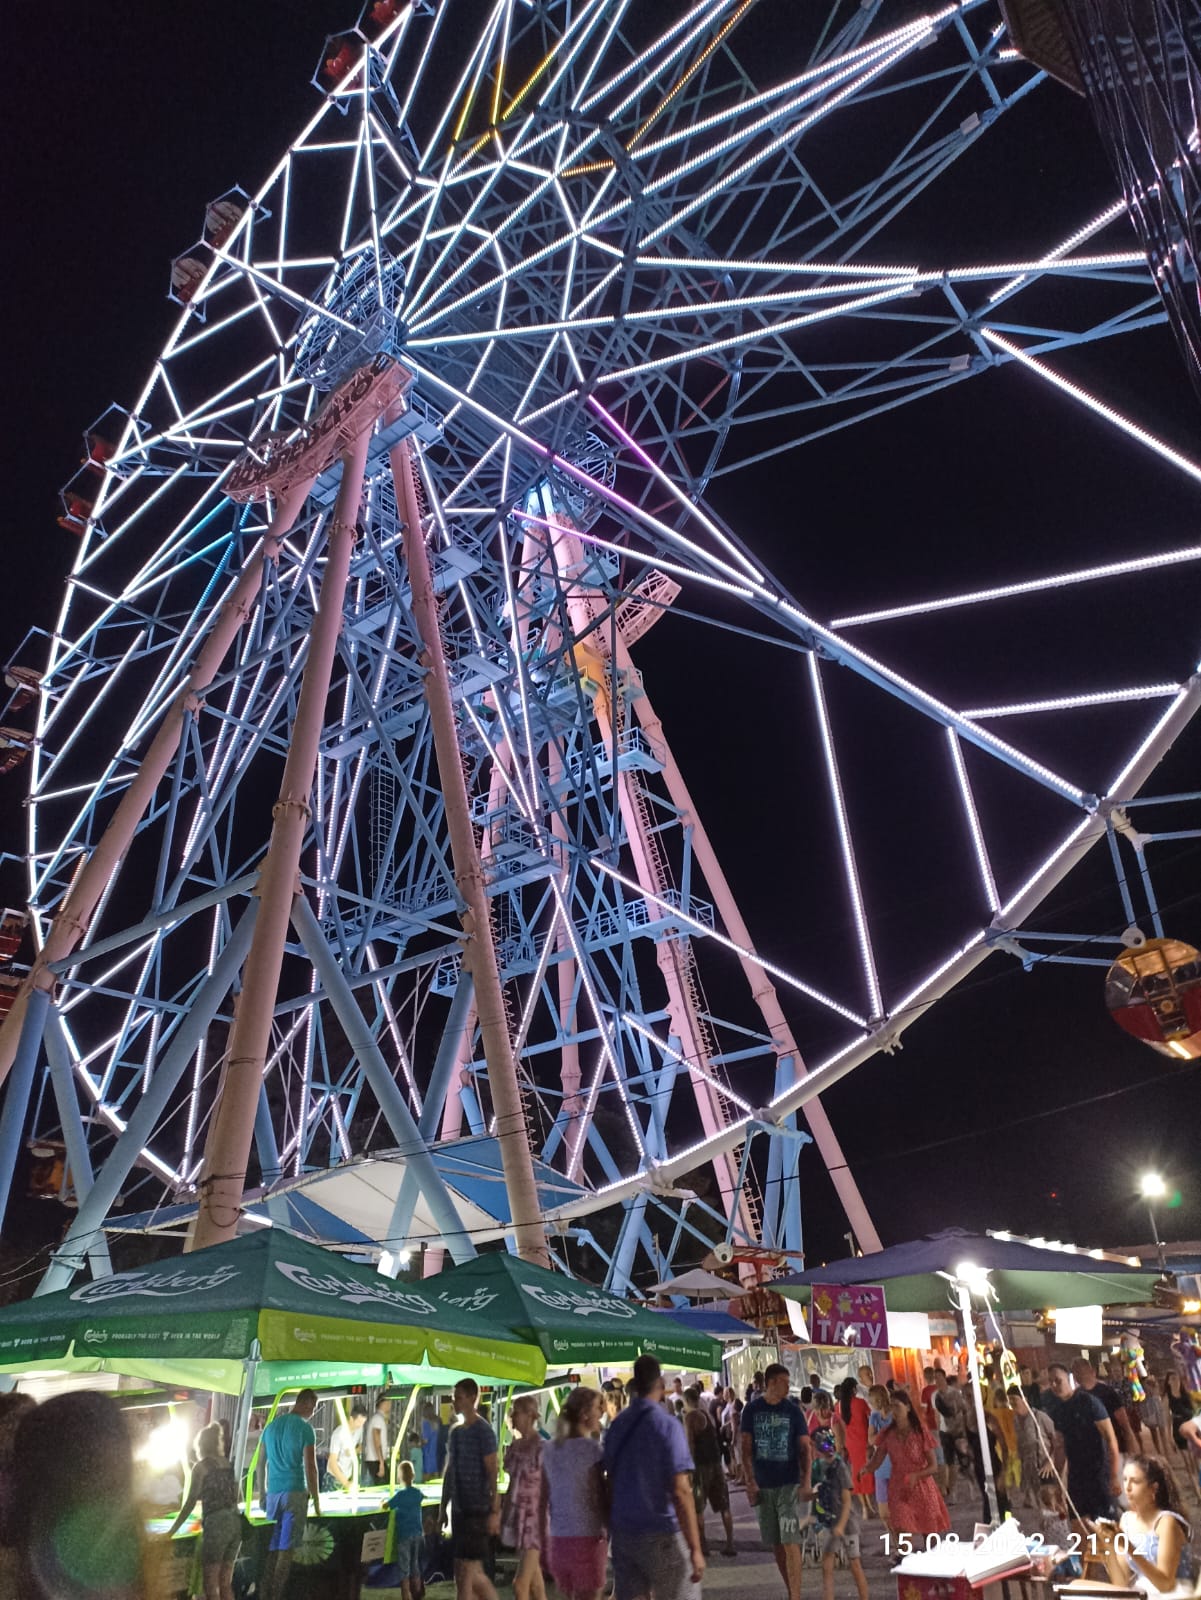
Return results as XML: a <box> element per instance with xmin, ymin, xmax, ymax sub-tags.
<box><xmin>441</xmin><ymin>1378</ymin><xmax>499</xmax><ymax>1599</ymax></box>
<box><xmin>1072</xmin><ymin>1359</ymin><xmax>1135</xmax><ymax>1453</ymax></box>
<box><xmin>741</xmin><ymin>1364</ymin><xmax>811</xmax><ymax>1600</ymax></box>
<box><xmin>1042</xmin><ymin>1363</ymin><xmax>1120</xmax><ymax>1518</ymax></box>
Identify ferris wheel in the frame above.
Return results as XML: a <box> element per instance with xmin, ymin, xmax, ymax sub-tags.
<box><xmin>2</xmin><ymin>0</ymin><xmax>1199</xmax><ymax>1295</ymax></box>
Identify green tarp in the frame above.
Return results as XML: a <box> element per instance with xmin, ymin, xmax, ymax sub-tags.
<box><xmin>426</xmin><ymin>1252</ymin><xmax>722</xmax><ymax>1370</ymax></box>
<box><xmin>0</xmin><ymin>1232</ymin><xmax>544</xmax><ymax>1390</ymax></box>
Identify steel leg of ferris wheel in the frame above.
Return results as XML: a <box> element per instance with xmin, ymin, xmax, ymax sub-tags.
<box><xmin>619</xmin><ymin>641</ymin><xmax>883</xmax><ymax>1252</ymax></box>
<box><xmin>189</xmin><ymin>436</ymin><xmax>371</xmax><ymax>1253</ymax></box>
<box><xmin>0</xmin><ymin>986</ymin><xmax>53</xmax><ymax>1236</ymax></box>
<box><xmin>41</xmin><ymin>1008</ymin><xmax>112</xmax><ymax>1278</ymax></box>
<box><xmin>610</xmin><ymin>1191</ymin><xmax>651</xmax><ymax>1298</ymax></box>
<box><xmin>392</xmin><ymin>436</ymin><xmax>549</xmax><ymax>1268</ymax></box>
<box><xmin>379</xmin><ymin>970</ymin><xmax>475</xmax><ymax>1275</ymax></box>
<box><xmin>37</xmin><ymin>902</ymin><xmax>261</xmax><ymax>1294</ymax></box>
<box><xmin>290</xmin><ymin>897</ymin><xmax>476</xmax><ymax>1263</ymax></box>
<box><xmin>0</xmin><ymin>472</ymin><xmax>316</xmax><ymax>1090</ymax></box>
<box><xmin>759</xmin><ymin>1058</ymin><xmax>808</xmax><ymax>1255</ymax></box>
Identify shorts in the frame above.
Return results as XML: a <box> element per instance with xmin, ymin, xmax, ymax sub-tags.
<box><xmin>265</xmin><ymin>1490</ymin><xmax>309</xmax><ymax>1552</ymax></box>
<box><xmin>201</xmin><ymin>1505</ymin><xmax>242</xmax><ymax>1564</ymax></box>
<box><xmin>874</xmin><ymin>1474</ymin><xmax>889</xmax><ymax>1504</ymax></box>
<box><xmin>692</xmin><ymin>1463</ymin><xmax>730</xmax><ymax>1514</ymax></box>
<box><xmin>939</xmin><ymin>1432</ymin><xmax>956</xmax><ymax>1464</ymax></box>
<box><xmin>393</xmin><ymin>1535</ymin><xmax>422</xmax><ymax>1580</ymax></box>
<box><xmin>818</xmin><ymin>1527</ymin><xmax>861</xmax><ymax>1560</ymax></box>
<box><xmin>612</xmin><ymin>1531</ymin><xmax>700</xmax><ymax>1600</ymax></box>
<box><xmin>754</xmin><ymin>1483</ymin><xmax>804</xmax><ymax>1546</ymax></box>
<box><xmin>548</xmin><ymin>1533</ymin><xmax>608</xmax><ymax>1597</ymax></box>
<box><xmin>453</xmin><ymin>1510</ymin><xmax>493</xmax><ymax>1564</ymax></box>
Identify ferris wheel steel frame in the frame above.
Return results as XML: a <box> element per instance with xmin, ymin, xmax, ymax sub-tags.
<box><xmin>0</xmin><ymin>0</ymin><xmax>1196</xmax><ymax>1297</ymax></box>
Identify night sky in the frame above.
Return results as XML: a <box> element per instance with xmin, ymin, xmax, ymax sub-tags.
<box><xmin>5</xmin><ymin>2</ymin><xmax>1199</xmax><ymax>1272</ymax></box>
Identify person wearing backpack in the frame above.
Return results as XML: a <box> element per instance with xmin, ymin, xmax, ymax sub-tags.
<box><xmin>810</xmin><ymin>1428</ymin><xmax>868</xmax><ymax>1600</ymax></box>
<box><xmin>682</xmin><ymin>1387</ymin><xmax>736</xmax><ymax>1558</ymax></box>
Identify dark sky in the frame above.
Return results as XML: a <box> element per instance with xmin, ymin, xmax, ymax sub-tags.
<box><xmin>6</xmin><ymin>3</ymin><xmax>1199</xmax><ymax>1270</ymax></box>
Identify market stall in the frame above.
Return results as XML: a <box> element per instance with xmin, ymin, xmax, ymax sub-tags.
<box><xmin>0</xmin><ymin>1233</ymin><xmax>545</xmax><ymax>1595</ymax></box>
<box><xmin>425</xmin><ymin>1250</ymin><xmax>723</xmax><ymax>1371</ymax></box>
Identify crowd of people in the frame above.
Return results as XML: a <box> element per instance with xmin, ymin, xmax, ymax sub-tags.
<box><xmin>0</xmin><ymin>1350</ymin><xmax>1198</xmax><ymax>1600</ymax></box>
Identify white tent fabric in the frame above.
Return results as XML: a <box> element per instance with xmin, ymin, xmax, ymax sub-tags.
<box><xmin>650</xmin><ymin>1268</ymin><xmax>738</xmax><ymax>1298</ymax></box>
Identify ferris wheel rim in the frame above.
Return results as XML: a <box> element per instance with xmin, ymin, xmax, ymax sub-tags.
<box><xmin>19</xmin><ymin>0</ymin><xmax>1201</xmax><ymax>1248</ymax></box>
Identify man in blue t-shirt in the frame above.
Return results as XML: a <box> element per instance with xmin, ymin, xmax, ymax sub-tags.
<box><xmin>604</xmin><ymin>1353</ymin><xmax>706</xmax><ymax>1600</ymax></box>
<box><xmin>741</xmin><ymin>1363</ymin><xmax>811</xmax><ymax>1600</ymax></box>
<box><xmin>261</xmin><ymin>1388</ymin><xmax>321</xmax><ymax>1600</ymax></box>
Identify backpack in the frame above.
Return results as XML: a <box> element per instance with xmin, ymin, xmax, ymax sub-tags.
<box><xmin>814</xmin><ymin>1461</ymin><xmax>846</xmax><ymax>1527</ymax></box>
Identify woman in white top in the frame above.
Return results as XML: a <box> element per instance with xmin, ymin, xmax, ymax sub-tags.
<box><xmin>1091</xmin><ymin>1455</ymin><xmax>1194</xmax><ymax>1598</ymax></box>
<box><xmin>541</xmin><ymin>1387</ymin><xmax>607</xmax><ymax>1600</ymax></box>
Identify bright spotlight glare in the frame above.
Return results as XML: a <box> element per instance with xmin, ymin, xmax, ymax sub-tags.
<box><xmin>138</xmin><ymin>1418</ymin><xmax>189</xmax><ymax>1472</ymax></box>
<box><xmin>955</xmin><ymin>1259</ymin><xmax>990</xmax><ymax>1292</ymax></box>
<box><xmin>1140</xmin><ymin>1172</ymin><xmax>1167</xmax><ymax>1199</ymax></box>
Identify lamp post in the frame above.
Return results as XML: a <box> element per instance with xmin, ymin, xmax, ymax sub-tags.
<box><xmin>1140</xmin><ymin>1173</ymin><xmax>1168</xmax><ymax>1272</ymax></box>
<box><xmin>952</xmin><ymin>1261</ymin><xmax>1001</xmax><ymax>1525</ymax></box>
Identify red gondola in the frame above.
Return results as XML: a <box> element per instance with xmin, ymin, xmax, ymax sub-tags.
<box><xmin>1106</xmin><ymin>936</ymin><xmax>1201</xmax><ymax>1061</ymax></box>
<box><xmin>0</xmin><ymin>910</ymin><xmax>28</xmax><ymax>964</ymax></box>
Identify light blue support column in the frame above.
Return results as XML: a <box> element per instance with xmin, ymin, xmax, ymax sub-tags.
<box><xmin>458</xmin><ymin>1081</ymin><xmax>485</xmax><ymax>1137</ymax></box>
<box><xmin>42</xmin><ymin>1008</ymin><xmax>113</xmax><ymax>1279</ymax></box>
<box><xmin>381</xmin><ymin>972</ymin><xmax>475</xmax><ymax>1272</ymax></box>
<box><xmin>255</xmin><ymin>1085</ymin><xmax>283</xmax><ymax>1188</ymax></box>
<box><xmin>608</xmin><ymin>1192</ymin><xmax>648</xmax><ymax>1297</ymax></box>
<box><xmin>0</xmin><ymin>986</ymin><xmax>51</xmax><ymax>1232</ymax></box>
<box><xmin>291</xmin><ymin>897</ymin><xmax>476</xmax><ymax>1262</ymax></box>
<box><xmin>773</xmin><ymin>1056</ymin><xmax>808</xmax><ymax>1258</ymax></box>
<box><xmin>38</xmin><ymin>903</ymin><xmax>259</xmax><ymax>1294</ymax></box>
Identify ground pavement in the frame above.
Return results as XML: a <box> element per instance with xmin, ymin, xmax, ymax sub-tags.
<box><xmin>375</xmin><ymin>1479</ymin><xmax>996</xmax><ymax>1600</ymax></box>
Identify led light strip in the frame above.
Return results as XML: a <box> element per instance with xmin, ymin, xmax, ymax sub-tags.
<box><xmin>983</xmin><ymin>329</ymin><xmax>1201</xmax><ymax>487</ymax></box>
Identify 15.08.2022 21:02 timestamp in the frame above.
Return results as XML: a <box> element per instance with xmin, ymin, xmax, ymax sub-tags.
<box><xmin>880</xmin><ymin>1533</ymin><xmax>1131</xmax><ymax>1555</ymax></box>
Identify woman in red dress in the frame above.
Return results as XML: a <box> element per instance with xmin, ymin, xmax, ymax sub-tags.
<box><xmin>865</xmin><ymin>1392</ymin><xmax>951</xmax><ymax>1543</ymax></box>
<box><xmin>835</xmin><ymin>1377</ymin><xmax>876</xmax><ymax>1514</ymax></box>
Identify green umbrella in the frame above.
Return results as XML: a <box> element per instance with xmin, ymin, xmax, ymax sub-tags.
<box><xmin>773</xmin><ymin>1229</ymin><xmax>1162</xmax><ymax>1313</ymax></box>
<box><xmin>426</xmin><ymin>1252</ymin><xmax>722</xmax><ymax>1370</ymax></box>
<box><xmin>0</xmin><ymin>1232</ymin><xmax>544</xmax><ymax>1390</ymax></box>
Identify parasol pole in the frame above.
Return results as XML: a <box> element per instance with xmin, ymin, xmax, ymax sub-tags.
<box><xmin>951</xmin><ymin>1265</ymin><xmax>1001</xmax><ymax>1524</ymax></box>
<box><xmin>232</xmin><ymin>1339</ymin><xmax>261</xmax><ymax>1482</ymax></box>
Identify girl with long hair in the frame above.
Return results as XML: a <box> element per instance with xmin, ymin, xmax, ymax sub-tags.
<box><xmin>835</xmin><ymin>1376</ymin><xmax>875</xmax><ymax>1517</ymax></box>
<box><xmin>864</xmin><ymin>1391</ymin><xmax>950</xmax><ymax>1546</ymax></box>
<box><xmin>541</xmin><ymin>1387</ymin><xmax>607</xmax><ymax>1600</ymax></box>
<box><xmin>501</xmin><ymin>1396</ymin><xmax>546</xmax><ymax>1600</ymax></box>
<box><xmin>166</xmin><ymin>1421</ymin><xmax>241</xmax><ymax>1600</ymax></box>
<box><xmin>1090</xmin><ymin>1455</ymin><xmax>1194</xmax><ymax>1598</ymax></box>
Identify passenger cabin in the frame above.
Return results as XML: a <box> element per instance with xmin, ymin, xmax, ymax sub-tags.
<box><xmin>1106</xmin><ymin>936</ymin><xmax>1201</xmax><ymax>1061</ymax></box>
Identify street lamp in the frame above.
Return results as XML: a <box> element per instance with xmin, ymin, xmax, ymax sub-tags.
<box><xmin>1140</xmin><ymin>1173</ymin><xmax>1168</xmax><ymax>1271</ymax></box>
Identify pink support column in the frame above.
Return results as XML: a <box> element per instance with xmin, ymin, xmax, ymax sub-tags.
<box><xmin>550</xmin><ymin>528</ymin><xmax>749</xmax><ymax>1230</ymax></box>
<box><xmin>390</xmin><ymin>438</ymin><xmax>550</xmax><ymax>1268</ymax></box>
<box><xmin>189</xmin><ymin>434</ymin><xmax>371</xmax><ymax>1251</ymax></box>
<box><xmin>0</xmin><ymin>472</ymin><xmax>317</xmax><ymax>1087</ymax></box>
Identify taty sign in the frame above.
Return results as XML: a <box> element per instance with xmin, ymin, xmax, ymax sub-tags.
<box><xmin>809</xmin><ymin>1283</ymin><xmax>888</xmax><ymax>1348</ymax></box>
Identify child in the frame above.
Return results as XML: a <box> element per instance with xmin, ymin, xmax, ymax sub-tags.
<box><xmin>812</xmin><ymin>1427</ymin><xmax>868</xmax><ymax>1600</ymax></box>
<box><xmin>501</xmin><ymin>1394</ymin><xmax>547</xmax><ymax>1600</ymax></box>
<box><xmin>866</xmin><ymin>1385</ymin><xmax>893</xmax><ymax>1533</ymax></box>
<box><xmin>386</xmin><ymin>1459</ymin><xmax>427</xmax><ymax>1600</ymax></box>
<box><xmin>1140</xmin><ymin>1375</ymin><xmax>1172</xmax><ymax>1458</ymax></box>
<box><xmin>165</xmin><ymin>1422</ymin><xmax>241</xmax><ymax>1600</ymax></box>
